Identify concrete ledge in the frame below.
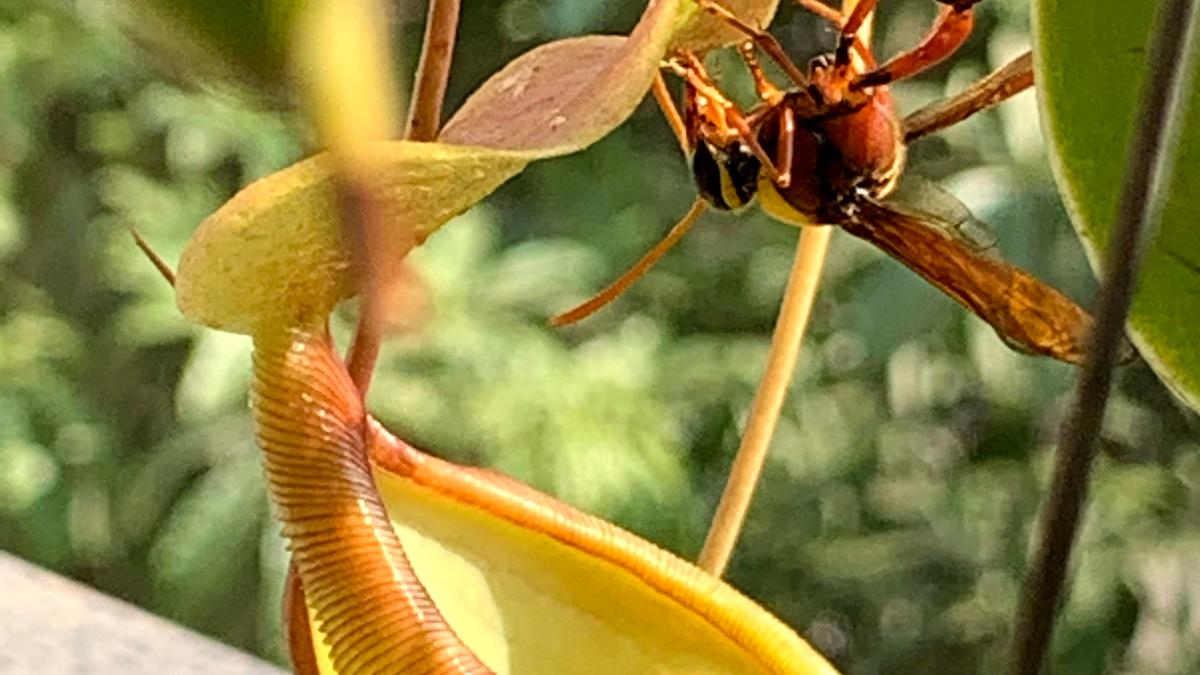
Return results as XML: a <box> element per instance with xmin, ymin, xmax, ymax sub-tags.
<box><xmin>0</xmin><ymin>552</ymin><xmax>285</xmax><ymax>674</ymax></box>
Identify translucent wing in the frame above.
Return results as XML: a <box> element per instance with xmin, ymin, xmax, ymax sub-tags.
<box><xmin>881</xmin><ymin>175</ymin><xmax>999</xmax><ymax>252</ymax></box>
<box><xmin>844</xmin><ymin>194</ymin><xmax>1094</xmax><ymax>364</ymax></box>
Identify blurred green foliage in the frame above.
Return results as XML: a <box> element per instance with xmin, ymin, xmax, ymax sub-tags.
<box><xmin>1</xmin><ymin>0</ymin><xmax>1198</xmax><ymax>673</ymax></box>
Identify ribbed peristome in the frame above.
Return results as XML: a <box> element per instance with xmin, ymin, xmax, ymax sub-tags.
<box><xmin>252</xmin><ymin>326</ymin><xmax>492</xmax><ymax>674</ymax></box>
<box><xmin>252</xmin><ymin>324</ymin><xmax>839</xmax><ymax>675</ymax></box>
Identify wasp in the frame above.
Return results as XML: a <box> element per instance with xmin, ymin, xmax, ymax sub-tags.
<box><xmin>553</xmin><ymin>0</ymin><xmax>1110</xmax><ymax>365</ymax></box>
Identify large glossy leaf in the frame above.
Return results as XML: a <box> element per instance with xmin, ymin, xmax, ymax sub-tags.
<box><xmin>1034</xmin><ymin>2</ymin><xmax>1200</xmax><ymax>411</ymax></box>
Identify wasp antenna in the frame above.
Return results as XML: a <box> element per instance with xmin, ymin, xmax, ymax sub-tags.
<box><xmin>550</xmin><ymin>198</ymin><xmax>708</xmax><ymax>327</ymax></box>
<box><xmin>128</xmin><ymin>227</ymin><xmax>176</xmax><ymax>287</ymax></box>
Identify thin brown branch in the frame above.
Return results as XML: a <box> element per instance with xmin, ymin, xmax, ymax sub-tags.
<box><xmin>127</xmin><ymin>228</ymin><xmax>176</xmax><ymax>287</ymax></box>
<box><xmin>338</xmin><ymin>177</ymin><xmax>400</xmax><ymax>395</ymax></box>
<box><xmin>283</xmin><ymin>564</ymin><xmax>320</xmax><ymax>675</ymax></box>
<box><xmin>405</xmin><ymin>0</ymin><xmax>462</xmax><ymax>142</ymax></box>
<box><xmin>1007</xmin><ymin>2</ymin><xmax>1196</xmax><ymax>673</ymax></box>
<box><xmin>550</xmin><ymin>198</ymin><xmax>707</xmax><ymax>327</ymax></box>
<box><xmin>652</xmin><ymin>72</ymin><xmax>690</xmax><ymax>156</ymax></box>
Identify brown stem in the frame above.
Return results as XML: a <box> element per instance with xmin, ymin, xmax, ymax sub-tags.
<box><xmin>127</xmin><ymin>228</ymin><xmax>176</xmax><ymax>287</ymax></box>
<box><xmin>283</xmin><ymin>564</ymin><xmax>320</xmax><ymax>675</ymax></box>
<box><xmin>339</xmin><ymin>176</ymin><xmax>408</xmax><ymax>395</ymax></box>
<box><xmin>1007</xmin><ymin>1</ymin><xmax>1196</xmax><ymax>673</ymax></box>
<box><xmin>405</xmin><ymin>0</ymin><xmax>462</xmax><ymax>142</ymax></box>
<box><xmin>652</xmin><ymin>72</ymin><xmax>690</xmax><ymax>155</ymax></box>
<box><xmin>550</xmin><ymin>198</ymin><xmax>708</xmax><ymax>327</ymax></box>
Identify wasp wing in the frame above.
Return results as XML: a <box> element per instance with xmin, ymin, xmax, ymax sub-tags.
<box><xmin>844</xmin><ymin>195</ymin><xmax>1094</xmax><ymax>364</ymax></box>
<box><xmin>882</xmin><ymin>176</ymin><xmax>1000</xmax><ymax>252</ymax></box>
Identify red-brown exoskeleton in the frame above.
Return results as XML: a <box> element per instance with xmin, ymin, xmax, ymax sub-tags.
<box><xmin>553</xmin><ymin>0</ymin><xmax>1107</xmax><ymax>365</ymax></box>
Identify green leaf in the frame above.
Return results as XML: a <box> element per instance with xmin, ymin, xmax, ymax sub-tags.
<box><xmin>1035</xmin><ymin>2</ymin><xmax>1200</xmax><ymax>411</ymax></box>
<box><xmin>175</xmin><ymin>142</ymin><xmax>528</xmax><ymax>334</ymax></box>
<box><xmin>440</xmin><ymin>0</ymin><xmax>681</xmax><ymax>154</ymax></box>
<box><xmin>669</xmin><ymin>0</ymin><xmax>781</xmax><ymax>54</ymax></box>
<box><xmin>177</xmin><ymin>0</ymin><xmax>691</xmax><ymax>335</ymax></box>
<box><xmin>131</xmin><ymin>0</ymin><xmax>305</xmax><ymax>88</ymax></box>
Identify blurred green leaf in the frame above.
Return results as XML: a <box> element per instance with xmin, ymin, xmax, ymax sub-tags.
<box><xmin>1035</xmin><ymin>0</ymin><xmax>1200</xmax><ymax>412</ymax></box>
<box><xmin>0</xmin><ymin>437</ymin><xmax>58</xmax><ymax>513</ymax></box>
<box><xmin>132</xmin><ymin>0</ymin><xmax>306</xmax><ymax>88</ymax></box>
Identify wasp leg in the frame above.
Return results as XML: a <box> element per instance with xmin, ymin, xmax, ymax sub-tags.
<box><xmin>792</xmin><ymin>0</ymin><xmax>875</xmax><ymax>67</ymax></box>
<box><xmin>728</xmin><ymin>112</ymin><xmax>785</xmax><ymax>185</ymax></box>
<box><xmin>738</xmin><ymin>40</ymin><xmax>783</xmax><ymax>102</ymax></box>
<box><xmin>833</xmin><ymin>0</ymin><xmax>880</xmax><ymax>68</ymax></box>
<box><xmin>550</xmin><ymin>198</ymin><xmax>708</xmax><ymax>326</ymax></box>
<box><xmin>692</xmin><ymin>0</ymin><xmax>809</xmax><ymax>85</ymax></box>
<box><xmin>793</xmin><ymin>0</ymin><xmax>843</xmax><ymax>25</ymax></box>
<box><xmin>664</xmin><ymin>55</ymin><xmax>783</xmax><ymax>183</ymax></box>
<box><xmin>736</xmin><ymin>42</ymin><xmax>794</xmax><ymax>188</ymax></box>
<box><xmin>902</xmin><ymin>50</ymin><xmax>1033</xmax><ymax>143</ymax></box>
<box><xmin>852</xmin><ymin>0</ymin><xmax>984</xmax><ymax>89</ymax></box>
<box><xmin>652</xmin><ymin>72</ymin><xmax>691</xmax><ymax>155</ymax></box>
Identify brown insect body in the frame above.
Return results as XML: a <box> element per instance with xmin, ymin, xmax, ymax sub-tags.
<box><xmin>754</xmin><ymin>67</ymin><xmax>905</xmax><ymax>225</ymax></box>
<box><xmin>805</xmin><ymin>58</ymin><xmax>904</xmax><ymax>191</ymax></box>
<box><xmin>729</xmin><ymin>13</ymin><xmax>1100</xmax><ymax>364</ymax></box>
<box><xmin>555</xmin><ymin>0</ymin><xmax>1121</xmax><ymax>365</ymax></box>
<box><xmin>746</xmin><ymin>58</ymin><xmax>1095</xmax><ymax>363</ymax></box>
<box><xmin>739</xmin><ymin>0</ymin><xmax>910</xmax><ymax>223</ymax></box>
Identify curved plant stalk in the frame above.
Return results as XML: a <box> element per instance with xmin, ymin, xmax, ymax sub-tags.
<box><xmin>290</xmin><ymin>0</ymin><xmax>403</xmax><ymax>396</ymax></box>
<box><xmin>1007</xmin><ymin>0</ymin><xmax>1197</xmax><ymax>672</ymax></box>
<box><xmin>697</xmin><ymin>0</ymin><xmax>872</xmax><ymax>577</ymax></box>
<box><xmin>346</xmin><ymin>0</ymin><xmax>463</xmax><ymax>391</ymax></box>
<box><xmin>697</xmin><ymin>227</ymin><xmax>832</xmax><ymax>574</ymax></box>
<box><xmin>254</xmin><ymin>326</ymin><xmax>491</xmax><ymax>674</ymax></box>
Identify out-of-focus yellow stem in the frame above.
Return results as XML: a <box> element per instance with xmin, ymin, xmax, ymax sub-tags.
<box><xmin>292</xmin><ymin>0</ymin><xmax>403</xmax><ymax>396</ymax></box>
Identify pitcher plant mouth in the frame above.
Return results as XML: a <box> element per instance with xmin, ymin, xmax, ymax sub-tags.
<box><xmin>252</xmin><ymin>325</ymin><xmax>838</xmax><ymax>675</ymax></box>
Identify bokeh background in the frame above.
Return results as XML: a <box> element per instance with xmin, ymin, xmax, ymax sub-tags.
<box><xmin>2</xmin><ymin>0</ymin><xmax>1199</xmax><ymax>673</ymax></box>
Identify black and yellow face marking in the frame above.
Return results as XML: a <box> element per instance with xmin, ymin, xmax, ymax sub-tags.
<box><xmin>676</xmin><ymin>53</ymin><xmax>768</xmax><ymax>213</ymax></box>
<box><xmin>691</xmin><ymin>139</ymin><xmax>761</xmax><ymax>211</ymax></box>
